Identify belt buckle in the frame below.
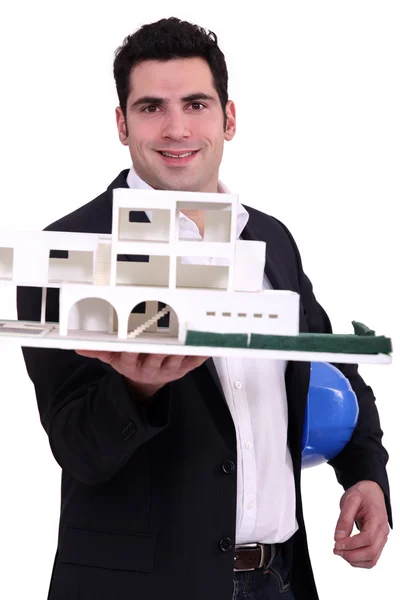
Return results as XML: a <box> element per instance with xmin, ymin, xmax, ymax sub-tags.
<box><xmin>233</xmin><ymin>543</ymin><xmax>265</xmax><ymax>572</ymax></box>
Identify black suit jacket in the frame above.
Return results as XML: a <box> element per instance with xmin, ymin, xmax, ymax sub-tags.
<box><xmin>16</xmin><ymin>170</ymin><xmax>392</xmax><ymax>600</ymax></box>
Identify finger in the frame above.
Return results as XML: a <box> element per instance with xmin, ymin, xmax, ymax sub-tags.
<box><xmin>348</xmin><ymin>561</ymin><xmax>376</xmax><ymax>569</ymax></box>
<box><xmin>75</xmin><ymin>350</ymin><xmax>116</xmax><ymax>363</ymax></box>
<box><xmin>180</xmin><ymin>355</ymin><xmax>209</xmax><ymax>371</ymax></box>
<box><xmin>335</xmin><ymin>541</ymin><xmax>380</xmax><ymax>562</ymax></box>
<box><xmin>334</xmin><ymin>520</ymin><xmax>380</xmax><ymax>551</ymax></box>
<box><xmin>139</xmin><ymin>353</ymin><xmax>169</xmax><ymax>374</ymax></box>
<box><xmin>128</xmin><ymin>353</ymin><xmax>151</xmax><ymax>369</ymax></box>
<box><xmin>161</xmin><ymin>354</ymin><xmax>208</xmax><ymax>373</ymax></box>
<box><xmin>118</xmin><ymin>352</ymin><xmax>142</xmax><ymax>370</ymax></box>
<box><xmin>160</xmin><ymin>354</ymin><xmax>186</xmax><ymax>371</ymax></box>
<box><xmin>75</xmin><ymin>350</ymin><xmax>101</xmax><ymax>358</ymax></box>
<box><xmin>334</xmin><ymin>492</ymin><xmax>362</xmax><ymax>541</ymax></box>
<box><xmin>350</xmin><ymin>538</ymin><xmax>386</xmax><ymax>569</ymax></box>
<box><xmin>336</xmin><ymin>538</ymin><xmax>386</xmax><ymax>568</ymax></box>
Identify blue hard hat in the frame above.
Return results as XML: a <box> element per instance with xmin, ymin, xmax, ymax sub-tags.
<box><xmin>301</xmin><ymin>362</ymin><xmax>359</xmax><ymax>469</ymax></box>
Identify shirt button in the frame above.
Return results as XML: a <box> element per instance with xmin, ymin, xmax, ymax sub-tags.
<box><xmin>245</xmin><ymin>441</ymin><xmax>252</xmax><ymax>450</ymax></box>
<box><xmin>247</xmin><ymin>500</ymin><xmax>254</xmax><ymax>510</ymax></box>
<box><xmin>234</xmin><ymin>381</ymin><xmax>242</xmax><ymax>390</ymax></box>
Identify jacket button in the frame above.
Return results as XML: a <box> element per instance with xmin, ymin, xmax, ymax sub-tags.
<box><xmin>219</xmin><ymin>537</ymin><xmax>233</xmax><ymax>552</ymax></box>
<box><xmin>122</xmin><ymin>421</ymin><xmax>137</xmax><ymax>440</ymax></box>
<box><xmin>222</xmin><ymin>460</ymin><xmax>236</xmax><ymax>474</ymax></box>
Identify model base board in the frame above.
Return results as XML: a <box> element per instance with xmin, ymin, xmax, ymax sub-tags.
<box><xmin>0</xmin><ymin>320</ymin><xmax>392</xmax><ymax>365</ymax></box>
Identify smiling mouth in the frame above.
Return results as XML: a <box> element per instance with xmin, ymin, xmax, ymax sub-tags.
<box><xmin>157</xmin><ymin>150</ymin><xmax>199</xmax><ymax>159</ymax></box>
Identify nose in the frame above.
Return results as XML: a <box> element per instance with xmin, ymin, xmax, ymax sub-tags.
<box><xmin>161</xmin><ymin>108</ymin><xmax>190</xmax><ymax>141</ymax></box>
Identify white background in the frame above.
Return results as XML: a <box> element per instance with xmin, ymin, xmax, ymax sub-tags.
<box><xmin>0</xmin><ymin>1</ymin><xmax>398</xmax><ymax>598</ymax></box>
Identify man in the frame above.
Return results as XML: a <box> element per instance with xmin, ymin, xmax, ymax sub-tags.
<box><xmin>17</xmin><ymin>16</ymin><xmax>391</xmax><ymax>600</ymax></box>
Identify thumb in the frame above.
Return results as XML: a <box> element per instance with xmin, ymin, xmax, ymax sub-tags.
<box><xmin>334</xmin><ymin>492</ymin><xmax>361</xmax><ymax>541</ymax></box>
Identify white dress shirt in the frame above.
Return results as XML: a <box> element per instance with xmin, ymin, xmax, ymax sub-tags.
<box><xmin>126</xmin><ymin>166</ymin><xmax>298</xmax><ymax>545</ymax></box>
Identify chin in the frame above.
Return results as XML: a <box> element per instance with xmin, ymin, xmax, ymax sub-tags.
<box><xmin>159</xmin><ymin>176</ymin><xmax>201</xmax><ymax>192</ymax></box>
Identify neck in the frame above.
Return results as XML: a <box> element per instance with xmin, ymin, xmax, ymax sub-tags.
<box><xmin>180</xmin><ymin>181</ymin><xmax>221</xmax><ymax>237</ymax></box>
<box><xmin>181</xmin><ymin>210</ymin><xmax>205</xmax><ymax>237</ymax></box>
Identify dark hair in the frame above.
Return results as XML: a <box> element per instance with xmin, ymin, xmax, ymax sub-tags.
<box><xmin>113</xmin><ymin>17</ymin><xmax>229</xmax><ymax>130</ymax></box>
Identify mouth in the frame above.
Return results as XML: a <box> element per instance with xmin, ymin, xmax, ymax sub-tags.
<box><xmin>157</xmin><ymin>149</ymin><xmax>200</xmax><ymax>165</ymax></box>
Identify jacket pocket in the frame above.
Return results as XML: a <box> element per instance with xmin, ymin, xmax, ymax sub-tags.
<box><xmin>60</xmin><ymin>526</ymin><xmax>158</xmax><ymax>572</ymax></box>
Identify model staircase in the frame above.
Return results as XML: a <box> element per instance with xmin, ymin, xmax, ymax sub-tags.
<box><xmin>128</xmin><ymin>306</ymin><xmax>170</xmax><ymax>338</ymax></box>
<box><xmin>94</xmin><ymin>243</ymin><xmax>112</xmax><ymax>285</ymax></box>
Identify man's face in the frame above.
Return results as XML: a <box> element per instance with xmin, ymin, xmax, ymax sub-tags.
<box><xmin>116</xmin><ymin>57</ymin><xmax>236</xmax><ymax>192</ymax></box>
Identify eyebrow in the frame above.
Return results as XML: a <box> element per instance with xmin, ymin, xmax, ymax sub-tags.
<box><xmin>131</xmin><ymin>93</ymin><xmax>217</xmax><ymax>108</ymax></box>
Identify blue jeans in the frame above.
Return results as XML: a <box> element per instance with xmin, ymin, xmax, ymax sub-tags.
<box><xmin>232</xmin><ymin>545</ymin><xmax>295</xmax><ymax>599</ymax></box>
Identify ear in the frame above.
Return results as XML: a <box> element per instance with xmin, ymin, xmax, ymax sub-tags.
<box><xmin>224</xmin><ymin>100</ymin><xmax>236</xmax><ymax>141</ymax></box>
<box><xmin>116</xmin><ymin>106</ymin><xmax>129</xmax><ymax>146</ymax></box>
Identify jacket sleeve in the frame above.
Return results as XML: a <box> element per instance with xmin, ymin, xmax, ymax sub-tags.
<box><xmin>273</xmin><ymin>218</ymin><xmax>393</xmax><ymax>528</ymax></box>
<box><xmin>16</xmin><ymin>284</ymin><xmax>172</xmax><ymax>486</ymax></box>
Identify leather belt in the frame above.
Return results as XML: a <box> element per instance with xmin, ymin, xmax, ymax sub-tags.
<box><xmin>233</xmin><ymin>543</ymin><xmax>272</xmax><ymax>572</ymax></box>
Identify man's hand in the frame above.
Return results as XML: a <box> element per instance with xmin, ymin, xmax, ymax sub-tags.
<box><xmin>75</xmin><ymin>350</ymin><xmax>208</xmax><ymax>396</ymax></box>
<box><xmin>333</xmin><ymin>480</ymin><xmax>390</xmax><ymax>568</ymax></box>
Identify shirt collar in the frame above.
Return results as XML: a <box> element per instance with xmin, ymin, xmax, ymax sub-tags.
<box><xmin>126</xmin><ymin>165</ymin><xmax>249</xmax><ymax>239</ymax></box>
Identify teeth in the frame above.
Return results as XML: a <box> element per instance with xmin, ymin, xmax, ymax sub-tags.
<box><xmin>161</xmin><ymin>151</ymin><xmax>196</xmax><ymax>158</ymax></box>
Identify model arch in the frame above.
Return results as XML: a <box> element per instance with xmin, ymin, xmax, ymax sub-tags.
<box><xmin>67</xmin><ymin>297</ymin><xmax>118</xmax><ymax>335</ymax></box>
<box><xmin>125</xmin><ymin>299</ymin><xmax>180</xmax><ymax>340</ymax></box>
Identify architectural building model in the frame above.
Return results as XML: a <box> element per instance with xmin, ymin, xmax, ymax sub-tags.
<box><xmin>0</xmin><ymin>188</ymin><xmax>392</xmax><ymax>365</ymax></box>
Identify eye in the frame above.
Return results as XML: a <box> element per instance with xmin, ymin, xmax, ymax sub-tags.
<box><xmin>189</xmin><ymin>102</ymin><xmax>206</xmax><ymax>110</ymax></box>
<box><xmin>143</xmin><ymin>105</ymin><xmax>160</xmax><ymax>113</ymax></box>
